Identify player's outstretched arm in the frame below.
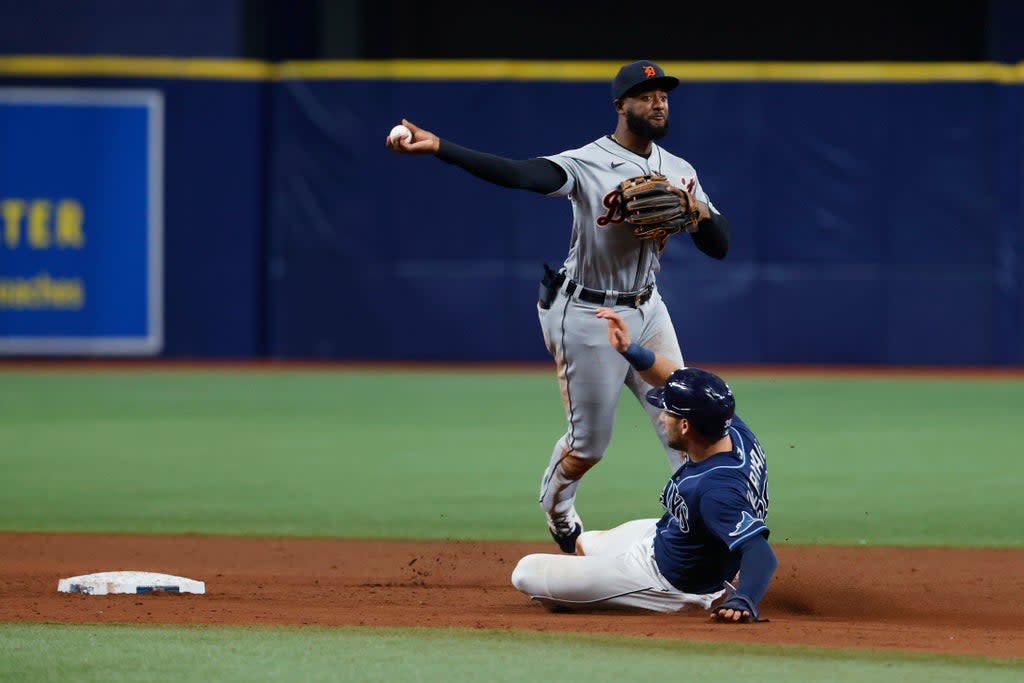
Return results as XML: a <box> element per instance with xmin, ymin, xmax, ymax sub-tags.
<box><xmin>595</xmin><ymin>308</ymin><xmax>679</xmax><ymax>385</ymax></box>
<box><xmin>384</xmin><ymin>118</ymin><xmax>565</xmax><ymax>193</ymax></box>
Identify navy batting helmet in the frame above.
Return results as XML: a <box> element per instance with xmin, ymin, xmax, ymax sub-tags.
<box><xmin>645</xmin><ymin>368</ymin><xmax>735</xmax><ymax>439</ymax></box>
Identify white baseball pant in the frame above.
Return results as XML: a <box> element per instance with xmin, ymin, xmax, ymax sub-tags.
<box><xmin>511</xmin><ymin>518</ymin><xmax>723</xmax><ymax>612</ymax></box>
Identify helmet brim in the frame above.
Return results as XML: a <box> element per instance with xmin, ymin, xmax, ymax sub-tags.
<box><xmin>645</xmin><ymin>386</ymin><xmax>666</xmax><ymax>410</ymax></box>
<box><xmin>646</xmin><ymin>386</ymin><xmax>687</xmax><ymax>417</ymax></box>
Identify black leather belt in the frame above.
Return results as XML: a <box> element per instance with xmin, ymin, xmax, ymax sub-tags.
<box><xmin>566</xmin><ymin>279</ymin><xmax>653</xmax><ymax>308</ymax></box>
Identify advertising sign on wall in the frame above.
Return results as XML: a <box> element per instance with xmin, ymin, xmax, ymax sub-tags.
<box><xmin>0</xmin><ymin>88</ymin><xmax>163</xmax><ymax>354</ymax></box>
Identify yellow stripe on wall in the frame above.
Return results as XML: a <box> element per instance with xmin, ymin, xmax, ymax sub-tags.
<box><xmin>276</xmin><ymin>60</ymin><xmax>625</xmax><ymax>81</ymax></box>
<box><xmin>0</xmin><ymin>56</ymin><xmax>1022</xmax><ymax>83</ymax></box>
<box><xmin>0</xmin><ymin>56</ymin><xmax>272</xmax><ymax>80</ymax></box>
<box><xmin>278</xmin><ymin>60</ymin><xmax>1024</xmax><ymax>83</ymax></box>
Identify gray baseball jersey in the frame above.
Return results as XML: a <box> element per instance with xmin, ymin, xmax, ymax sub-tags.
<box><xmin>543</xmin><ymin>137</ymin><xmax>717</xmax><ymax>292</ymax></box>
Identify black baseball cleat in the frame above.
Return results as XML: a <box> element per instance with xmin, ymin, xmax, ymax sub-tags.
<box><xmin>546</xmin><ymin>511</ymin><xmax>584</xmax><ymax>554</ymax></box>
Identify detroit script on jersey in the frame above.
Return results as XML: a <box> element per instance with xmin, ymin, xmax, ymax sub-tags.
<box><xmin>652</xmin><ymin>415</ymin><xmax>770</xmax><ymax>594</ymax></box>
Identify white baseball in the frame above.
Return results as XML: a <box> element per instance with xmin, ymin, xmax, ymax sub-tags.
<box><xmin>389</xmin><ymin>124</ymin><xmax>413</xmax><ymax>145</ymax></box>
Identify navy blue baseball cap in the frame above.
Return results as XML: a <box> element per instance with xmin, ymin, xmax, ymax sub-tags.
<box><xmin>612</xmin><ymin>60</ymin><xmax>680</xmax><ymax>100</ymax></box>
<box><xmin>646</xmin><ymin>368</ymin><xmax>735</xmax><ymax>438</ymax></box>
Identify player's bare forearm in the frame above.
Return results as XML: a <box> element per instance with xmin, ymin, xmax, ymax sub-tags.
<box><xmin>640</xmin><ymin>355</ymin><xmax>680</xmax><ymax>387</ymax></box>
<box><xmin>596</xmin><ymin>308</ymin><xmax>680</xmax><ymax>385</ymax></box>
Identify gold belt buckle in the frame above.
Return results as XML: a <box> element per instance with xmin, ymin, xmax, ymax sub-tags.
<box><xmin>634</xmin><ymin>285</ymin><xmax>650</xmax><ymax>307</ymax></box>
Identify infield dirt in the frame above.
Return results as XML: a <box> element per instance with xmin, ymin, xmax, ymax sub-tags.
<box><xmin>1</xmin><ymin>533</ymin><xmax>1021</xmax><ymax>659</ymax></box>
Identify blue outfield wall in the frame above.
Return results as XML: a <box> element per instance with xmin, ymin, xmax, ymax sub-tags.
<box><xmin>0</xmin><ymin>75</ymin><xmax>267</xmax><ymax>358</ymax></box>
<box><xmin>0</xmin><ymin>65</ymin><xmax>1021</xmax><ymax>364</ymax></box>
<box><xmin>270</xmin><ymin>77</ymin><xmax>1024</xmax><ymax>365</ymax></box>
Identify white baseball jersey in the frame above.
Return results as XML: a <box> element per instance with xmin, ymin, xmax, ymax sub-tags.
<box><xmin>543</xmin><ymin>137</ymin><xmax>717</xmax><ymax>292</ymax></box>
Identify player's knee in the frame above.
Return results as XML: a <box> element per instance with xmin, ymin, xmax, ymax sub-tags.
<box><xmin>563</xmin><ymin>426</ymin><xmax>614</xmax><ymax>463</ymax></box>
<box><xmin>511</xmin><ymin>555</ymin><xmax>544</xmax><ymax>594</ymax></box>
<box><xmin>576</xmin><ymin>432</ymin><xmax>613</xmax><ymax>457</ymax></box>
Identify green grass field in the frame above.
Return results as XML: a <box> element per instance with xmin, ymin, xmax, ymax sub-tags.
<box><xmin>2</xmin><ymin>624</ymin><xmax>1021</xmax><ymax>683</ymax></box>
<box><xmin>1</xmin><ymin>368</ymin><xmax>1022</xmax><ymax>681</ymax></box>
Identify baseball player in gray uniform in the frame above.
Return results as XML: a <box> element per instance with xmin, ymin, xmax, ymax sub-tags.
<box><xmin>387</xmin><ymin>60</ymin><xmax>731</xmax><ymax>553</ymax></box>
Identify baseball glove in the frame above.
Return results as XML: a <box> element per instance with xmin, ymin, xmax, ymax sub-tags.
<box><xmin>619</xmin><ymin>174</ymin><xmax>701</xmax><ymax>242</ymax></box>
